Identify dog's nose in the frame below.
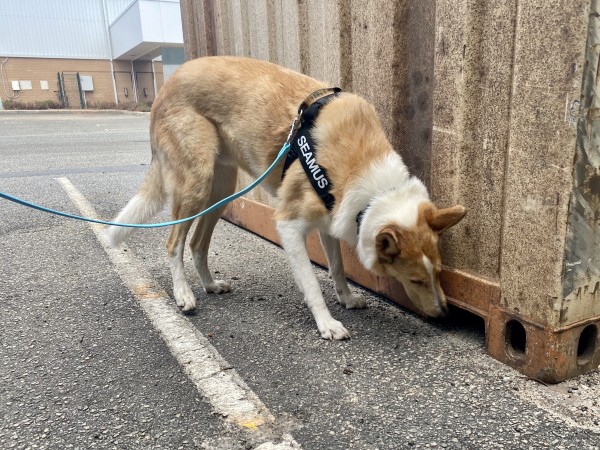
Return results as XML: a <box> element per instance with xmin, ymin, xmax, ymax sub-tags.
<box><xmin>439</xmin><ymin>302</ymin><xmax>449</xmax><ymax>317</ymax></box>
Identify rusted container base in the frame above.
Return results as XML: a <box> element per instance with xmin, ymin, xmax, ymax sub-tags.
<box><xmin>222</xmin><ymin>197</ymin><xmax>600</xmax><ymax>383</ymax></box>
<box><xmin>487</xmin><ymin>306</ymin><xmax>600</xmax><ymax>383</ymax></box>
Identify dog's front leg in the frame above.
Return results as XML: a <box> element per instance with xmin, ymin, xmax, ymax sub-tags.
<box><xmin>277</xmin><ymin>220</ymin><xmax>350</xmax><ymax>340</ymax></box>
<box><xmin>318</xmin><ymin>231</ymin><xmax>367</xmax><ymax>310</ymax></box>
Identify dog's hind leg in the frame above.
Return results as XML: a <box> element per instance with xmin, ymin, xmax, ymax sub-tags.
<box><xmin>189</xmin><ymin>161</ymin><xmax>238</xmax><ymax>294</ymax></box>
<box><xmin>318</xmin><ymin>232</ymin><xmax>367</xmax><ymax>310</ymax></box>
<box><xmin>162</xmin><ymin>113</ymin><xmax>219</xmax><ymax>313</ymax></box>
<box><xmin>277</xmin><ymin>219</ymin><xmax>350</xmax><ymax>340</ymax></box>
<box><xmin>167</xmin><ymin>199</ymin><xmax>200</xmax><ymax>312</ymax></box>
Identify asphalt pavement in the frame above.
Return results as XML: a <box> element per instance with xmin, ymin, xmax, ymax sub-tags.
<box><xmin>1</xmin><ymin>111</ymin><xmax>599</xmax><ymax>449</ymax></box>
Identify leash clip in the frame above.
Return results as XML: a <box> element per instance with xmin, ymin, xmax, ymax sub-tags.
<box><xmin>285</xmin><ymin>114</ymin><xmax>301</xmax><ymax>146</ymax></box>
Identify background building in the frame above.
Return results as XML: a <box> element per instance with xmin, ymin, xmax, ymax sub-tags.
<box><xmin>0</xmin><ymin>0</ymin><xmax>184</xmax><ymax>108</ymax></box>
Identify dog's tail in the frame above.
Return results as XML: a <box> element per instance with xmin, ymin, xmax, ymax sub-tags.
<box><xmin>106</xmin><ymin>162</ymin><xmax>166</xmax><ymax>247</ymax></box>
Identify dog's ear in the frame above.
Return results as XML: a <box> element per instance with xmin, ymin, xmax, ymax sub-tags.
<box><xmin>376</xmin><ymin>227</ymin><xmax>401</xmax><ymax>264</ymax></box>
<box><xmin>425</xmin><ymin>205</ymin><xmax>467</xmax><ymax>233</ymax></box>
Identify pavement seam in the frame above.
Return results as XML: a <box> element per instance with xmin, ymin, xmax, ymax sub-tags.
<box><xmin>55</xmin><ymin>176</ymin><xmax>301</xmax><ymax>449</ymax></box>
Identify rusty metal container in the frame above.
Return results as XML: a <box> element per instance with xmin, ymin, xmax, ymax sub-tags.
<box><xmin>179</xmin><ymin>0</ymin><xmax>600</xmax><ymax>383</ymax></box>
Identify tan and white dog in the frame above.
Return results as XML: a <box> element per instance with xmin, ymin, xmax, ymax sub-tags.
<box><xmin>107</xmin><ymin>56</ymin><xmax>466</xmax><ymax>340</ymax></box>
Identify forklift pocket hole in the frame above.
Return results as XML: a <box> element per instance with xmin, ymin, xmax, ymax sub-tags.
<box><xmin>577</xmin><ymin>324</ymin><xmax>597</xmax><ymax>366</ymax></box>
<box><xmin>505</xmin><ymin>320</ymin><xmax>527</xmax><ymax>359</ymax></box>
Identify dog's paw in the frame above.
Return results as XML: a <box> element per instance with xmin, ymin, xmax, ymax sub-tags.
<box><xmin>339</xmin><ymin>293</ymin><xmax>367</xmax><ymax>310</ymax></box>
<box><xmin>174</xmin><ymin>286</ymin><xmax>197</xmax><ymax>312</ymax></box>
<box><xmin>318</xmin><ymin>319</ymin><xmax>351</xmax><ymax>340</ymax></box>
<box><xmin>204</xmin><ymin>280</ymin><xmax>231</xmax><ymax>294</ymax></box>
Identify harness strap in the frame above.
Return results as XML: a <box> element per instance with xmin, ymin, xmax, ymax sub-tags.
<box><xmin>281</xmin><ymin>87</ymin><xmax>341</xmax><ymax>211</ymax></box>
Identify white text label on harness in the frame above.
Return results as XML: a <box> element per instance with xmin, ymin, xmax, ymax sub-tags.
<box><xmin>297</xmin><ymin>135</ymin><xmax>329</xmax><ymax>189</ymax></box>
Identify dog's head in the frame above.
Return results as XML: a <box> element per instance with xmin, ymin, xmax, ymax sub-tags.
<box><xmin>366</xmin><ymin>202</ymin><xmax>466</xmax><ymax>318</ymax></box>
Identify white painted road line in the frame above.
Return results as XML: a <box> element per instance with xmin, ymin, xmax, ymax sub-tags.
<box><xmin>56</xmin><ymin>177</ymin><xmax>300</xmax><ymax>449</ymax></box>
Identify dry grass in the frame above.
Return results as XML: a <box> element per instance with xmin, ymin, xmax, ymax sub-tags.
<box><xmin>2</xmin><ymin>99</ymin><xmax>152</xmax><ymax>112</ymax></box>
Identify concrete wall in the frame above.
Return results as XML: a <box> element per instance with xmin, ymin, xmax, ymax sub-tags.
<box><xmin>180</xmin><ymin>0</ymin><xmax>598</xmax><ymax>331</ymax></box>
<box><xmin>499</xmin><ymin>0</ymin><xmax>589</xmax><ymax>326</ymax></box>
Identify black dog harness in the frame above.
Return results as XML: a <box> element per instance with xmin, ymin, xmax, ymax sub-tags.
<box><xmin>281</xmin><ymin>87</ymin><xmax>341</xmax><ymax>211</ymax></box>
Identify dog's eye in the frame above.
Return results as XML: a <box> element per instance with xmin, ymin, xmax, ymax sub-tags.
<box><xmin>410</xmin><ymin>279</ymin><xmax>425</xmax><ymax>286</ymax></box>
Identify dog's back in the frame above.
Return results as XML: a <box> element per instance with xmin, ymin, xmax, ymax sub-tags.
<box><xmin>151</xmin><ymin>57</ymin><xmax>325</xmax><ymax>179</ymax></box>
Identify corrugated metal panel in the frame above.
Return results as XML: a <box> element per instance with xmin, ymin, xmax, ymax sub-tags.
<box><xmin>0</xmin><ymin>0</ymin><xmax>142</xmax><ymax>59</ymax></box>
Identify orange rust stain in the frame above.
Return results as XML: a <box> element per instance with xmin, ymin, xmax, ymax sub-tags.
<box><xmin>132</xmin><ymin>282</ymin><xmax>164</xmax><ymax>300</ymax></box>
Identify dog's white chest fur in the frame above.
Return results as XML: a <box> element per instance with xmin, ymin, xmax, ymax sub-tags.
<box><xmin>330</xmin><ymin>152</ymin><xmax>430</xmax><ymax>269</ymax></box>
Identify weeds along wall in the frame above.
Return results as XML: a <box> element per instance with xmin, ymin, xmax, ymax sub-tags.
<box><xmin>180</xmin><ymin>0</ymin><xmax>600</xmax><ymax>382</ymax></box>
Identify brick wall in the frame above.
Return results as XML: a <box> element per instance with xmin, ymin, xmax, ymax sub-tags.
<box><xmin>0</xmin><ymin>57</ymin><xmax>164</xmax><ymax>106</ymax></box>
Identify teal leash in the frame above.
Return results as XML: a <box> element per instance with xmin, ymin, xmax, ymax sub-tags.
<box><xmin>0</xmin><ymin>141</ymin><xmax>291</xmax><ymax>229</ymax></box>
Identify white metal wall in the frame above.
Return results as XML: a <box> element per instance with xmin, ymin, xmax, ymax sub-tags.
<box><xmin>0</xmin><ymin>0</ymin><xmax>134</xmax><ymax>59</ymax></box>
<box><xmin>110</xmin><ymin>0</ymin><xmax>183</xmax><ymax>59</ymax></box>
<box><xmin>105</xmin><ymin>0</ymin><xmax>137</xmax><ymax>24</ymax></box>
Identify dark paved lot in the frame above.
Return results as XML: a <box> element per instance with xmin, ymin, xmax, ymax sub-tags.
<box><xmin>1</xmin><ymin>111</ymin><xmax>599</xmax><ymax>449</ymax></box>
